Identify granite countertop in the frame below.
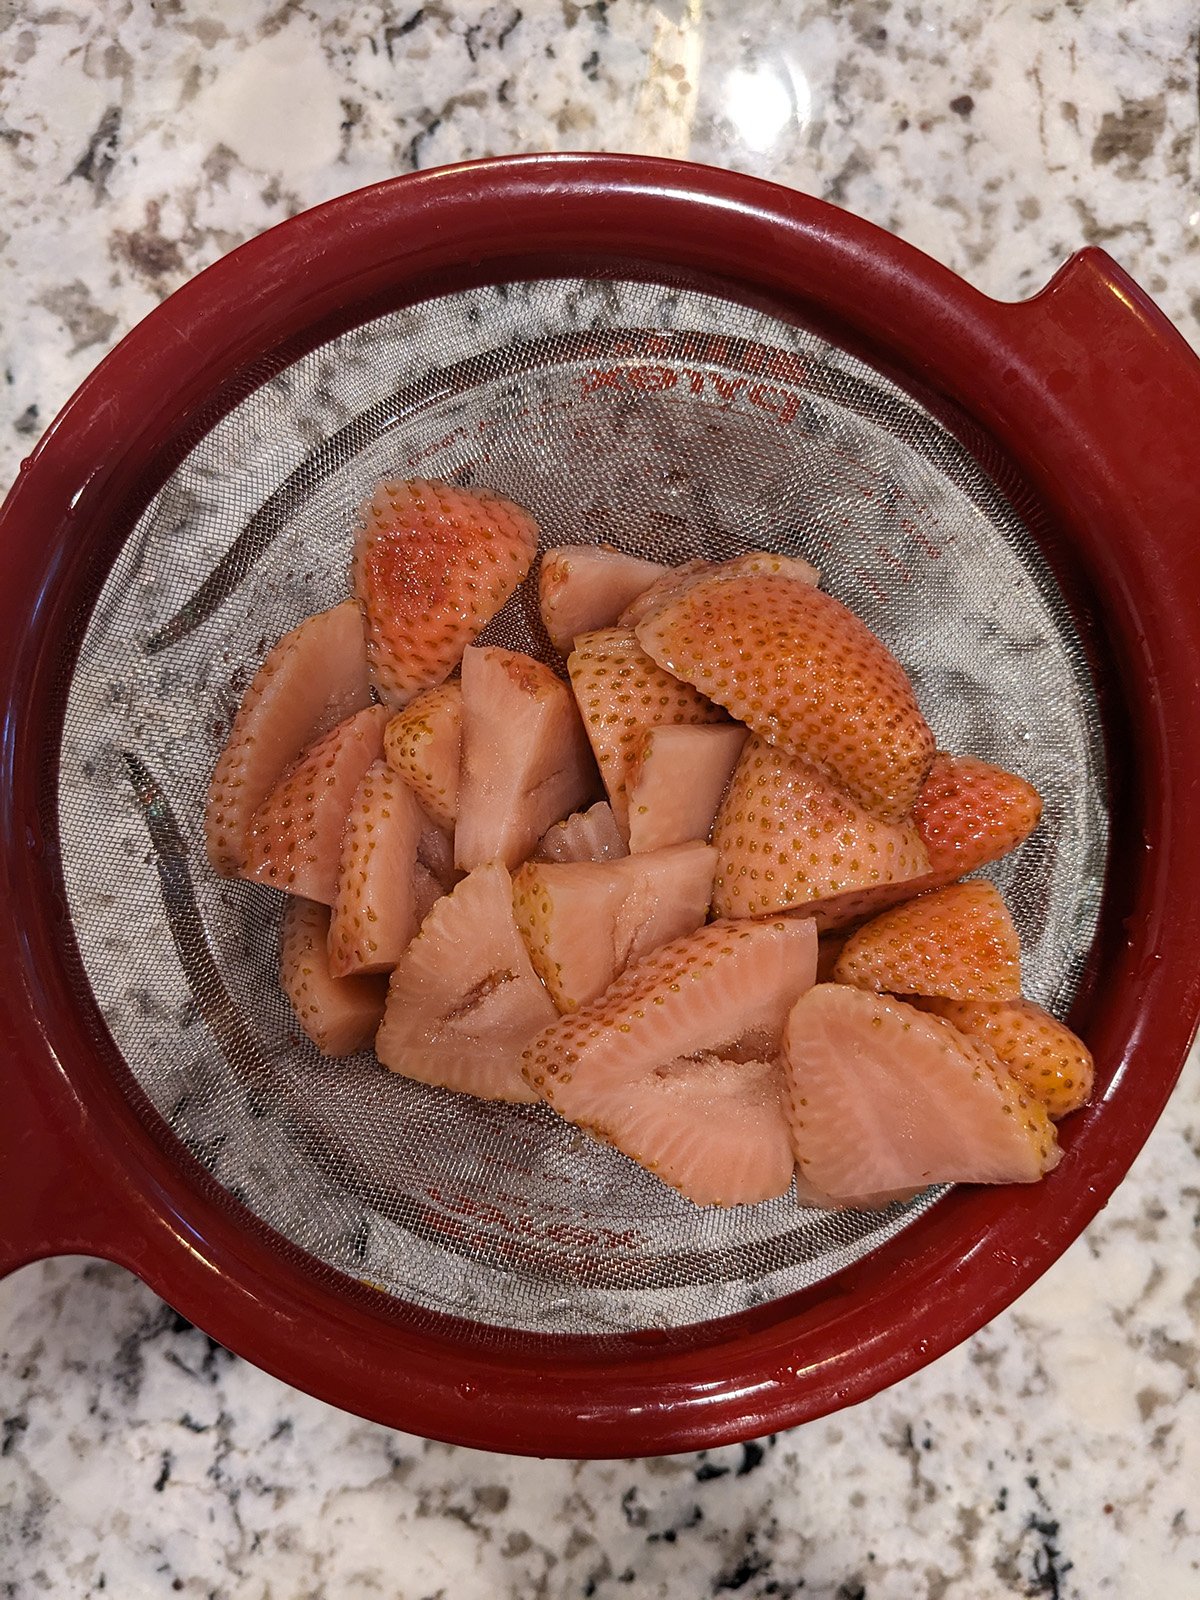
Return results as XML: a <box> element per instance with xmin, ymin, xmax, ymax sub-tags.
<box><xmin>2</xmin><ymin>2</ymin><xmax>1199</xmax><ymax>1596</ymax></box>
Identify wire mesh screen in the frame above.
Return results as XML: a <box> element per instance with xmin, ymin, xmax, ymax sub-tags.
<box><xmin>57</xmin><ymin>278</ymin><xmax>1107</xmax><ymax>1334</ymax></box>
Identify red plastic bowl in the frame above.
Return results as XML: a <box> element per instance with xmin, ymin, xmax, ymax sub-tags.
<box><xmin>2</xmin><ymin>154</ymin><xmax>1199</xmax><ymax>1458</ymax></box>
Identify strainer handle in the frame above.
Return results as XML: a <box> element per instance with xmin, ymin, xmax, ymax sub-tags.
<box><xmin>0</xmin><ymin>1003</ymin><xmax>151</xmax><ymax>1279</ymax></box>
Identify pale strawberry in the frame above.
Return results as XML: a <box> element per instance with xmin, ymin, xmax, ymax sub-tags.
<box><xmin>352</xmin><ymin>477</ymin><xmax>538</xmax><ymax>708</ymax></box>
<box><xmin>382</xmin><ymin>682</ymin><xmax>462</xmax><ymax>832</ymax></box>
<box><xmin>617</xmin><ymin>558</ymin><xmax>714</xmax><ymax>628</ymax></box>
<box><xmin>376</xmin><ymin>861</ymin><xmax>555</xmax><ymax>1101</ymax></box>
<box><xmin>567</xmin><ymin>626</ymin><xmax>726</xmax><ymax>835</ymax></box>
<box><xmin>620</xmin><ymin>549</ymin><xmax>819</xmax><ymax>629</ymax></box>
<box><xmin>533</xmin><ymin>801</ymin><xmax>628</xmax><ymax>864</ymax></box>
<box><xmin>455</xmin><ymin>645</ymin><xmax>598</xmax><ymax>870</ymax></box>
<box><xmin>832</xmin><ymin>881</ymin><xmax>1021</xmax><ymax>1001</ymax></box>
<box><xmin>914</xmin><ymin>997</ymin><xmax>1094</xmax><ymax>1120</ymax></box>
<box><xmin>626</xmin><ymin>723</ymin><xmax>748</xmax><ymax>854</ymax></box>
<box><xmin>242</xmin><ymin>704</ymin><xmax>389</xmax><ymax>904</ymax></box>
<box><xmin>538</xmin><ymin>544</ymin><xmax>668</xmax><ymax>654</ymax></box>
<box><xmin>635</xmin><ymin>573</ymin><xmax>935</xmax><ymax>822</ymax></box>
<box><xmin>206</xmin><ymin>601</ymin><xmax>373</xmax><ymax>876</ymax></box>
<box><xmin>327</xmin><ymin>760</ymin><xmax>429</xmax><ymax>977</ymax></box>
<box><xmin>914</xmin><ymin>752</ymin><xmax>1043</xmax><ymax>876</ymax></box>
<box><xmin>279</xmin><ymin>897</ymin><xmax>387</xmax><ymax>1056</ymax></box>
<box><xmin>783</xmin><ymin>985</ymin><xmax>1060</xmax><ymax>1201</ymax></box>
<box><xmin>710</xmin><ymin>737</ymin><xmax>929</xmax><ymax>919</ymax></box>
<box><xmin>522</xmin><ymin>916</ymin><xmax>818</xmax><ymax>1205</ymax></box>
<box><xmin>511</xmin><ymin>841</ymin><xmax>716</xmax><ymax>1011</ymax></box>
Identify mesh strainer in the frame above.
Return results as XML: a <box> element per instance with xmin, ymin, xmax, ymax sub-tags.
<box><xmin>2</xmin><ymin>156</ymin><xmax>1199</xmax><ymax>1457</ymax></box>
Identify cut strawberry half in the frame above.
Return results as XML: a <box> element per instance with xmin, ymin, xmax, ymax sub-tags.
<box><xmin>280</xmin><ymin>897</ymin><xmax>388</xmax><ymax>1056</ymax></box>
<box><xmin>914</xmin><ymin>997</ymin><xmax>1094</xmax><ymax>1120</ymax></box>
<box><xmin>711</xmin><ymin>737</ymin><xmax>930</xmax><ymax>919</ymax></box>
<box><xmin>522</xmin><ymin>916</ymin><xmax>817</xmax><ymax>1206</ymax></box>
<box><xmin>635</xmin><ymin>573</ymin><xmax>934</xmax><ymax>822</ymax></box>
<box><xmin>538</xmin><ymin>544</ymin><xmax>668</xmax><ymax>654</ymax></box>
<box><xmin>620</xmin><ymin>548</ymin><xmax>819</xmax><ymax>629</ymax></box>
<box><xmin>327</xmin><ymin>760</ymin><xmax>429</xmax><ymax>977</ymax></box>
<box><xmin>376</xmin><ymin>861</ymin><xmax>556</xmax><ymax>1102</ymax></box>
<box><xmin>832</xmin><ymin>881</ymin><xmax>1022</xmax><ymax>1001</ymax></box>
<box><xmin>242</xmin><ymin>704</ymin><xmax>389</xmax><ymax>904</ymax></box>
<box><xmin>567</xmin><ymin>626</ymin><xmax>726</xmax><ymax>835</ymax></box>
<box><xmin>382</xmin><ymin>682</ymin><xmax>462</xmax><ymax>833</ymax></box>
<box><xmin>455</xmin><ymin>645</ymin><xmax>598</xmax><ymax>871</ymax></box>
<box><xmin>511</xmin><ymin>841</ymin><xmax>716</xmax><ymax>1011</ymax></box>
<box><xmin>352</xmin><ymin>477</ymin><xmax>538</xmax><ymax>708</ymax></box>
<box><xmin>914</xmin><ymin>752</ymin><xmax>1043</xmax><ymax>876</ymax></box>
<box><xmin>783</xmin><ymin>985</ymin><xmax>1060</xmax><ymax>1201</ymax></box>
<box><xmin>206</xmin><ymin>600</ymin><xmax>373</xmax><ymax>876</ymax></box>
<box><xmin>626</xmin><ymin>723</ymin><xmax>748</xmax><ymax>854</ymax></box>
<box><xmin>534</xmin><ymin>801</ymin><xmax>628</xmax><ymax>864</ymax></box>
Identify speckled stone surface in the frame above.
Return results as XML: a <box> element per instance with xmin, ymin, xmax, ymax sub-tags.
<box><xmin>2</xmin><ymin>2</ymin><xmax>1199</xmax><ymax>1596</ymax></box>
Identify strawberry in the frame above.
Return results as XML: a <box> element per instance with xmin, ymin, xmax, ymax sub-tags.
<box><xmin>635</xmin><ymin>573</ymin><xmax>935</xmax><ymax>822</ymax></box>
<box><xmin>206</xmin><ymin>600</ymin><xmax>373</xmax><ymax>876</ymax></box>
<box><xmin>242</xmin><ymin>705</ymin><xmax>389</xmax><ymax>903</ymax></box>
<box><xmin>352</xmin><ymin>477</ymin><xmax>538</xmax><ymax>708</ymax></box>
<box><xmin>327</xmin><ymin>760</ymin><xmax>430</xmax><ymax>976</ymax></box>
<box><xmin>832</xmin><ymin>881</ymin><xmax>1021</xmax><ymax>1001</ymax></box>
<box><xmin>279</xmin><ymin>897</ymin><xmax>388</xmax><ymax>1056</ymax></box>
<box><xmin>521</xmin><ymin>916</ymin><xmax>818</xmax><ymax>1206</ymax></box>
<box><xmin>619</xmin><ymin>549</ymin><xmax>819</xmax><ymax>629</ymax></box>
<box><xmin>915</xmin><ymin>753</ymin><xmax>1043</xmax><ymax>876</ymax></box>
<box><xmin>382</xmin><ymin>682</ymin><xmax>462</xmax><ymax>833</ymax></box>
<box><xmin>567</xmin><ymin>626</ymin><xmax>726</xmax><ymax>835</ymax></box>
<box><xmin>534</xmin><ymin>801</ymin><xmax>628</xmax><ymax>864</ymax></box>
<box><xmin>626</xmin><ymin>723</ymin><xmax>748</xmax><ymax>854</ymax></box>
<box><xmin>511</xmin><ymin>842</ymin><xmax>716</xmax><ymax>1011</ymax></box>
<box><xmin>914</xmin><ymin>997</ymin><xmax>1094</xmax><ymax>1120</ymax></box>
<box><xmin>538</xmin><ymin>544</ymin><xmax>668</xmax><ymax>654</ymax></box>
<box><xmin>710</xmin><ymin>736</ymin><xmax>930</xmax><ymax>918</ymax></box>
<box><xmin>455</xmin><ymin>645</ymin><xmax>598</xmax><ymax>871</ymax></box>
<box><xmin>376</xmin><ymin>861</ymin><xmax>555</xmax><ymax>1102</ymax></box>
<box><xmin>783</xmin><ymin>985</ymin><xmax>1060</xmax><ymax>1201</ymax></box>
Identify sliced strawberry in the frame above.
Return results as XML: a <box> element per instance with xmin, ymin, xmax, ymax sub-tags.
<box><xmin>206</xmin><ymin>601</ymin><xmax>372</xmax><ymax>876</ymax></box>
<box><xmin>538</xmin><ymin>544</ymin><xmax>668</xmax><ymax>654</ymax></box>
<box><xmin>635</xmin><ymin>573</ymin><xmax>935</xmax><ymax>822</ymax></box>
<box><xmin>352</xmin><ymin>477</ymin><xmax>538</xmax><ymax>708</ymax></box>
<box><xmin>617</xmin><ymin>558</ymin><xmax>714</xmax><ymax>627</ymax></box>
<box><xmin>455</xmin><ymin>645</ymin><xmax>598</xmax><ymax>871</ymax></box>
<box><xmin>783</xmin><ymin>985</ymin><xmax>1060</xmax><ymax>1200</ymax></box>
<box><xmin>711</xmin><ymin>737</ymin><xmax>929</xmax><ymax>919</ymax></box>
<box><xmin>280</xmin><ymin>897</ymin><xmax>387</xmax><ymax>1056</ymax></box>
<box><xmin>626</xmin><ymin>723</ymin><xmax>748</xmax><ymax>853</ymax></box>
<box><xmin>327</xmin><ymin>760</ymin><xmax>429</xmax><ymax>976</ymax></box>
<box><xmin>242</xmin><ymin>705</ymin><xmax>389</xmax><ymax>904</ymax></box>
<box><xmin>914</xmin><ymin>752</ymin><xmax>1043</xmax><ymax>876</ymax></box>
<box><xmin>512</xmin><ymin>841</ymin><xmax>716</xmax><ymax>1011</ymax></box>
<box><xmin>522</xmin><ymin>916</ymin><xmax>817</xmax><ymax>1205</ymax></box>
<box><xmin>832</xmin><ymin>881</ymin><xmax>1021</xmax><ymax>1001</ymax></box>
<box><xmin>620</xmin><ymin>549</ymin><xmax>819</xmax><ymax>629</ymax></box>
<box><xmin>383</xmin><ymin>682</ymin><xmax>462</xmax><ymax>833</ymax></box>
<box><xmin>567</xmin><ymin>626</ymin><xmax>726</xmax><ymax>835</ymax></box>
<box><xmin>534</xmin><ymin>801</ymin><xmax>628</xmax><ymax>864</ymax></box>
<box><xmin>914</xmin><ymin>997</ymin><xmax>1094</xmax><ymax>1120</ymax></box>
<box><xmin>376</xmin><ymin>861</ymin><xmax>555</xmax><ymax>1101</ymax></box>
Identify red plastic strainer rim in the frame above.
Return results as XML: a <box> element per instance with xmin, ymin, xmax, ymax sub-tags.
<box><xmin>2</xmin><ymin>154</ymin><xmax>1199</xmax><ymax>1457</ymax></box>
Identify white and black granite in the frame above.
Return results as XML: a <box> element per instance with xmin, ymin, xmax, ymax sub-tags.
<box><xmin>2</xmin><ymin>2</ymin><xmax>1198</xmax><ymax>1596</ymax></box>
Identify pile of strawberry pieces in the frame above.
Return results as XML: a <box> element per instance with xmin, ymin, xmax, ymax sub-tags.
<box><xmin>206</xmin><ymin>478</ymin><xmax>1092</xmax><ymax>1211</ymax></box>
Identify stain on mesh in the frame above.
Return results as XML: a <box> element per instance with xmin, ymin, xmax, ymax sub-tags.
<box><xmin>57</xmin><ymin>279</ymin><xmax>1108</xmax><ymax>1335</ymax></box>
